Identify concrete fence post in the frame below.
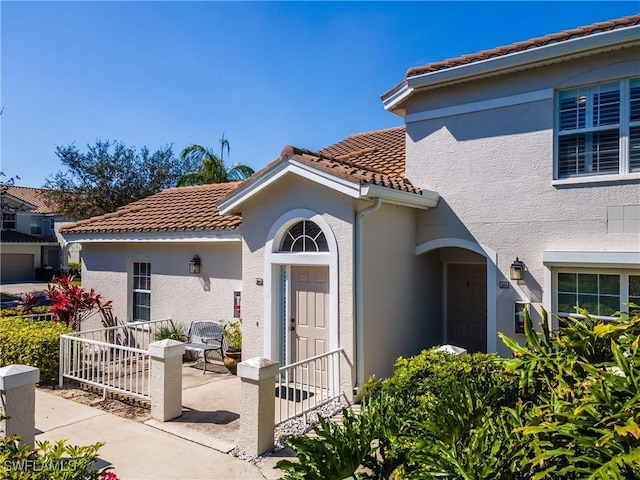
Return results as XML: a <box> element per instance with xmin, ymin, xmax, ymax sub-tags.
<box><xmin>238</xmin><ymin>357</ymin><xmax>279</xmax><ymax>456</ymax></box>
<box><xmin>0</xmin><ymin>365</ymin><xmax>40</xmax><ymax>447</ymax></box>
<box><xmin>149</xmin><ymin>339</ymin><xmax>185</xmax><ymax>421</ymax></box>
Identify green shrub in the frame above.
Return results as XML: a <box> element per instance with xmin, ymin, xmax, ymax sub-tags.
<box><xmin>0</xmin><ymin>432</ymin><xmax>117</xmax><ymax>479</ymax></box>
<box><xmin>154</xmin><ymin>322</ymin><xmax>186</xmax><ymax>341</ymax></box>
<box><xmin>67</xmin><ymin>262</ymin><xmax>82</xmax><ymax>277</ymax></box>
<box><xmin>0</xmin><ymin>306</ymin><xmax>50</xmax><ymax>318</ymax></box>
<box><xmin>278</xmin><ymin>307</ymin><xmax>640</xmax><ymax>479</ymax></box>
<box><xmin>0</xmin><ymin>317</ymin><xmax>71</xmax><ymax>385</ymax></box>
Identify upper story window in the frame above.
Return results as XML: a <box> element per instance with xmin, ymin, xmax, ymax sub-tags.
<box><xmin>31</xmin><ymin>217</ymin><xmax>42</xmax><ymax>235</ymax></box>
<box><xmin>2</xmin><ymin>213</ymin><xmax>16</xmax><ymax>230</ymax></box>
<box><xmin>556</xmin><ymin>77</ymin><xmax>639</xmax><ymax>180</ymax></box>
<box><xmin>279</xmin><ymin>220</ymin><xmax>328</xmax><ymax>252</ymax></box>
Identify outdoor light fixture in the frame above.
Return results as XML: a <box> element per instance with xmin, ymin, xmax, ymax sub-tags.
<box><xmin>189</xmin><ymin>255</ymin><xmax>201</xmax><ymax>275</ymax></box>
<box><xmin>510</xmin><ymin>257</ymin><xmax>524</xmax><ymax>281</ymax></box>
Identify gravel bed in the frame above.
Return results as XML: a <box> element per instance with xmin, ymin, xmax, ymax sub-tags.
<box><xmin>230</xmin><ymin>399</ymin><xmax>346</xmax><ymax>464</ymax></box>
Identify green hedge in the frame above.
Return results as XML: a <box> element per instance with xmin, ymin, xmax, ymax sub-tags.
<box><xmin>0</xmin><ymin>317</ymin><xmax>71</xmax><ymax>385</ymax></box>
<box><xmin>0</xmin><ymin>306</ymin><xmax>50</xmax><ymax>318</ymax></box>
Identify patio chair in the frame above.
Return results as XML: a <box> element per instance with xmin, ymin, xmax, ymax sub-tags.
<box><xmin>184</xmin><ymin>321</ymin><xmax>224</xmax><ymax>373</ymax></box>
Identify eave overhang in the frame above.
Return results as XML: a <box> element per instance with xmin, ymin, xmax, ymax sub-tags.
<box><xmin>360</xmin><ymin>184</ymin><xmax>439</xmax><ymax>209</ymax></box>
<box><xmin>0</xmin><ymin>193</ymin><xmax>38</xmax><ymax>213</ymax></box>
<box><xmin>60</xmin><ymin>230</ymin><xmax>242</xmax><ymax>244</ymax></box>
<box><xmin>383</xmin><ymin>25</ymin><xmax>640</xmax><ymax>117</ymax></box>
<box><xmin>219</xmin><ymin>156</ymin><xmax>439</xmax><ymax>215</ymax></box>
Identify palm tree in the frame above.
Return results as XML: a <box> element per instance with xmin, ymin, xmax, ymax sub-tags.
<box><xmin>177</xmin><ymin>134</ymin><xmax>254</xmax><ymax>186</ymax></box>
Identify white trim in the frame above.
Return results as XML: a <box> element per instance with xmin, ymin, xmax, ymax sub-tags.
<box><xmin>219</xmin><ymin>158</ymin><xmax>360</xmax><ymax>215</ymax></box>
<box><xmin>410</xmin><ymin>27</ymin><xmax>638</xmax><ymax>93</ymax></box>
<box><xmin>264</xmin><ymin>209</ymin><xmax>339</xmax><ymax>362</ymax></box>
<box><xmin>60</xmin><ymin>231</ymin><xmax>242</xmax><ymax>243</ymax></box>
<box><xmin>360</xmin><ymin>184</ymin><xmax>439</xmax><ymax>209</ymax></box>
<box><xmin>405</xmin><ymin>89</ymin><xmax>553</xmax><ymax>123</ymax></box>
<box><xmin>542</xmin><ymin>251</ymin><xmax>640</xmax><ymax>268</ymax></box>
<box><xmin>552</xmin><ymin>172</ymin><xmax>640</xmax><ymax>186</ymax></box>
<box><xmin>0</xmin><ymin>194</ymin><xmax>38</xmax><ymax>211</ymax></box>
<box><xmin>384</xmin><ymin>26</ymin><xmax>640</xmax><ymax>116</ymax></box>
<box><xmin>0</xmin><ymin>240</ymin><xmax>58</xmax><ymax>246</ymax></box>
<box><xmin>416</xmin><ymin>237</ymin><xmax>498</xmax><ymax>353</ymax></box>
<box><xmin>382</xmin><ymin>83</ymin><xmax>413</xmax><ymax>113</ymax></box>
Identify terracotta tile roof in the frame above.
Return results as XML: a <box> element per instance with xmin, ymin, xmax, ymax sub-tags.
<box><xmin>317</xmin><ymin>126</ymin><xmax>406</xmax><ymax>177</ymax></box>
<box><xmin>245</xmin><ymin>126</ymin><xmax>419</xmax><ymax>195</ymax></box>
<box><xmin>2</xmin><ymin>186</ymin><xmax>55</xmax><ymax>213</ymax></box>
<box><xmin>405</xmin><ymin>14</ymin><xmax>640</xmax><ymax>79</ymax></box>
<box><xmin>383</xmin><ymin>14</ymin><xmax>640</xmax><ymax>101</ymax></box>
<box><xmin>61</xmin><ymin>183</ymin><xmax>243</xmax><ymax>234</ymax></box>
<box><xmin>0</xmin><ymin>230</ymin><xmax>57</xmax><ymax>243</ymax></box>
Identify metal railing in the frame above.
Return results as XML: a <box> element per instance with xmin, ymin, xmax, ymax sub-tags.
<box><xmin>21</xmin><ymin>312</ymin><xmax>55</xmax><ymax>321</ymax></box>
<box><xmin>59</xmin><ymin>318</ymin><xmax>173</xmax><ymax>400</ymax></box>
<box><xmin>275</xmin><ymin>348</ymin><xmax>343</xmax><ymax>425</ymax></box>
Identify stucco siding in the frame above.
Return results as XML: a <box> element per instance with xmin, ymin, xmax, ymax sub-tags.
<box><xmin>361</xmin><ymin>203</ymin><xmax>423</xmax><ymax>380</ymax></box>
<box><xmin>80</xmin><ymin>242</ymin><xmax>242</xmax><ymax>330</ymax></box>
<box><xmin>407</xmin><ymin>49</ymin><xmax>639</xmax><ymax>355</ymax></box>
<box><xmin>239</xmin><ymin>174</ymin><xmax>356</xmax><ymax>398</ymax></box>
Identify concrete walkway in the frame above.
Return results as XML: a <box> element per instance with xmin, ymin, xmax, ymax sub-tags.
<box><xmin>35</xmin><ymin>363</ymin><xmax>292</xmax><ymax>480</ymax></box>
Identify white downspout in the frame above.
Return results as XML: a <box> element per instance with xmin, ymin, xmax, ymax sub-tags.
<box><xmin>353</xmin><ymin>197</ymin><xmax>382</xmax><ymax>396</ymax></box>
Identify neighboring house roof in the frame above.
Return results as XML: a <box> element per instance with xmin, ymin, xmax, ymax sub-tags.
<box><xmin>2</xmin><ymin>186</ymin><xmax>56</xmax><ymax>214</ymax></box>
<box><xmin>382</xmin><ymin>13</ymin><xmax>640</xmax><ymax>113</ymax></box>
<box><xmin>60</xmin><ymin>182</ymin><xmax>243</xmax><ymax>235</ymax></box>
<box><xmin>220</xmin><ymin>126</ymin><xmax>439</xmax><ymax>215</ymax></box>
<box><xmin>0</xmin><ymin>230</ymin><xmax>57</xmax><ymax>244</ymax></box>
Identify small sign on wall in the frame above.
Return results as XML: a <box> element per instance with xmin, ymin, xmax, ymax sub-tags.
<box><xmin>499</xmin><ymin>281</ymin><xmax>510</xmax><ymax>289</ymax></box>
<box><xmin>515</xmin><ymin>301</ymin><xmax>528</xmax><ymax>334</ymax></box>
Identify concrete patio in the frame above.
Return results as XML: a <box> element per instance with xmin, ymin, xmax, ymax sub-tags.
<box><xmin>35</xmin><ymin>359</ymin><xmax>295</xmax><ymax>480</ymax></box>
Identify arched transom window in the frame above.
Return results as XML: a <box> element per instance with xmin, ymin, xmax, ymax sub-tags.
<box><xmin>279</xmin><ymin>220</ymin><xmax>329</xmax><ymax>252</ymax></box>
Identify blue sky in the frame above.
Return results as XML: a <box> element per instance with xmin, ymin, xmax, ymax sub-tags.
<box><xmin>1</xmin><ymin>1</ymin><xmax>638</xmax><ymax>188</ymax></box>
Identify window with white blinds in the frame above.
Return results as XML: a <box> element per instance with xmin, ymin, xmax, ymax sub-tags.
<box><xmin>556</xmin><ymin>77</ymin><xmax>640</xmax><ymax>179</ymax></box>
<box><xmin>132</xmin><ymin>262</ymin><xmax>151</xmax><ymax>322</ymax></box>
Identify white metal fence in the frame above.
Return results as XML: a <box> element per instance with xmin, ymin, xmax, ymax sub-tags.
<box><xmin>59</xmin><ymin>318</ymin><xmax>173</xmax><ymax>400</ymax></box>
<box><xmin>275</xmin><ymin>348</ymin><xmax>343</xmax><ymax>425</ymax></box>
<box><xmin>17</xmin><ymin>313</ymin><xmax>55</xmax><ymax>321</ymax></box>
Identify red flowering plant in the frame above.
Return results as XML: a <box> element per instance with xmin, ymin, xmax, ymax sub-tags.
<box><xmin>17</xmin><ymin>292</ymin><xmax>40</xmax><ymax>314</ymax></box>
<box><xmin>47</xmin><ymin>275</ymin><xmax>113</xmax><ymax>331</ymax></box>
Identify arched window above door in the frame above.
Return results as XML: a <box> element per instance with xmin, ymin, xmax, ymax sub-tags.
<box><xmin>279</xmin><ymin>220</ymin><xmax>329</xmax><ymax>252</ymax></box>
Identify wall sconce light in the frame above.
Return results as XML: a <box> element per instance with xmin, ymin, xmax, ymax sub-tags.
<box><xmin>189</xmin><ymin>255</ymin><xmax>201</xmax><ymax>275</ymax></box>
<box><xmin>510</xmin><ymin>257</ymin><xmax>524</xmax><ymax>281</ymax></box>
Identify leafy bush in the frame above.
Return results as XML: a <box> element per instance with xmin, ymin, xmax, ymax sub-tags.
<box><xmin>278</xmin><ymin>350</ymin><xmax>519</xmax><ymax>479</ymax></box>
<box><xmin>0</xmin><ymin>306</ymin><xmax>50</xmax><ymax>318</ymax></box>
<box><xmin>47</xmin><ymin>275</ymin><xmax>112</xmax><ymax>331</ymax></box>
<box><xmin>0</xmin><ymin>432</ymin><xmax>117</xmax><ymax>479</ymax></box>
<box><xmin>154</xmin><ymin>322</ymin><xmax>186</xmax><ymax>341</ymax></box>
<box><xmin>67</xmin><ymin>262</ymin><xmax>82</xmax><ymax>277</ymax></box>
<box><xmin>500</xmin><ymin>307</ymin><xmax>640</xmax><ymax>479</ymax></box>
<box><xmin>224</xmin><ymin>320</ymin><xmax>242</xmax><ymax>350</ymax></box>
<box><xmin>0</xmin><ymin>317</ymin><xmax>71</xmax><ymax>385</ymax></box>
<box><xmin>278</xmin><ymin>307</ymin><xmax>640</xmax><ymax>479</ymax></box>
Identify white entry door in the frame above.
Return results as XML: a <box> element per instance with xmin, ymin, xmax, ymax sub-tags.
<box><xmin>290</xmin><ymin>266</ymin><xmax>330</xmax><ymax>385</ymax></box>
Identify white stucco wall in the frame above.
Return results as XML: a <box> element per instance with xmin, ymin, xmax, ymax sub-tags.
<box><xmin>80</xmin><ymin>241</ymin><xmax>242</xmax><ymax>330</ymax></box>
<box><xmin>406</xmin><ymin>49</ymin><xmax>640</xmax><ymax>356</ymax></box>
<box><xmin>360</xmin><ymin>203</ymin><xmax>424</xmax><ymax>380</ymax></box>
<box><xmin>238</xmin><ymin>174</ymin><xmax>356</xmax><ymax>399</ymax></box>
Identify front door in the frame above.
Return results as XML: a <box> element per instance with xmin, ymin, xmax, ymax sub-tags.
<box><xmin>290</xmin><ymin>266</ymin><xmax>330</xmax><ymax>385</ymax></box>
<box><xmin>447</xmin><ymin>263</ymin><xmax>487</xmax><ymax>353</ymax></box>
